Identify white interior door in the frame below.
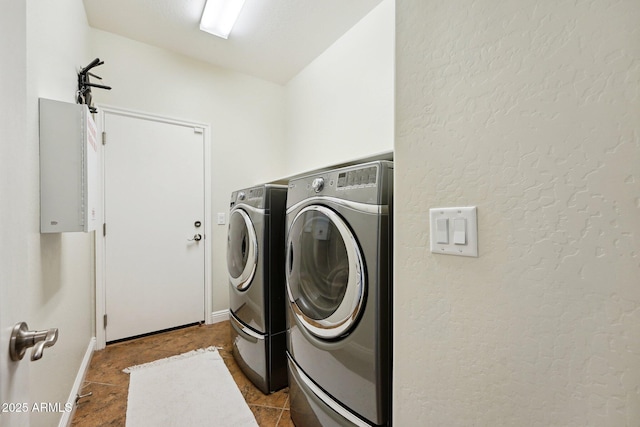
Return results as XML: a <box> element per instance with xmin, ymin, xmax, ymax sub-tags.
<box><xmin>104</xmin><ymin>112</ymin><xmax>206</xmax><ymax>342</ymax></box>
<box><xmin>1</xmin><ymin>1</ymin><xmax>30</xmax><ymax>418</ymax></box>
<box><xmin>0</xmin><ymin>159</ymin><xmax>30</xmax><ymax>426</ymax></box>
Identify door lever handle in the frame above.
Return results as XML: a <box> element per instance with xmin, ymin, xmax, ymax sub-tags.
<box><xmin>187</xmin><ymin>234</ymin><xmax>202</xmax><ymax>242</ymax></box>
<box><xmin>10</xmin><ymin>322</ymin><xmax>59</xmax><ymax>361</ymax></box>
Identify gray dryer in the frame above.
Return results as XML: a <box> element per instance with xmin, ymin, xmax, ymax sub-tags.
<box><xmin>228</xmin><ymin>184</ymin><xmax>288</xmax><ymax>394</ymax></box>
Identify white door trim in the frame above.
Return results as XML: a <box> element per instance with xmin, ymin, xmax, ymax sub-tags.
<box><xmin>94</xmin><ymin>105</ymin><xmax>212</xmax><ymax>350</ymax></box>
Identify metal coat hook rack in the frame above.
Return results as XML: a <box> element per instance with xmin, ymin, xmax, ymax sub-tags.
<box><xmin>77</xmin><ymin>58</ymin><xmax>111</xmax><ymax>114</ymax></box>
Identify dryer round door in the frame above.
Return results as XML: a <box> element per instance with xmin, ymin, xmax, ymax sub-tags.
<box><xmin>227</xmin><ymin>208</ymin><xmax>258</xmax><ymax>291</ymax></box>
<box><xmin>286</xmin><ymin>205</ymin><xmax>366</xmax><ymax>340</ymax></box>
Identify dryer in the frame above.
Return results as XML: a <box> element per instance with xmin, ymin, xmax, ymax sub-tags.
<box><xmin>285</xmin><ymin>161</ymin><xmax>393</xmax><ymax>426</ymax></box>
<box><xmin>227</xmin><ymin>184</ymin><xmax>288</xmax><ymax>394</ymax></box>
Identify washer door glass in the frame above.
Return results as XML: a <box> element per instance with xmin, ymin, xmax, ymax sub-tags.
<box><xmin>227</xmin><ymin>209</ymin><xmax>258</xmax><ymax>291</ymax></box>
<box><xmin>286</xmin><ymin>205</ymin><xmax>365</xmax><ymax>339</ymax></box>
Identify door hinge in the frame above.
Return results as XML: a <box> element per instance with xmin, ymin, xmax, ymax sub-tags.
<box><xmin>103</xmin><ymin>223</ymin><xmax>106</xmax><ymax>237</ymax></box>
<box><xmin>194</xmin><ymin>127</ymin><xmax>203</xmax><ymax>135</ymax></box>
<box><xmin>102</xmin><ymin>131</ymin><xmax>107</xmax><ymax>145</ymax></box>
<box><xmin>103</xmin><ymin>314</ymin><xmax>108</xmax><ymax>329</ymax></box>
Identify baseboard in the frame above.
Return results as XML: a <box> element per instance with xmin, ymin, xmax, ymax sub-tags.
<box><xmin>210</xmin><ymin>309</ymin><xmax>230</xmax><ymax>324</ymax></box>
<box><xmin>59</xmin><ymin>337</ymin><xmax>96</xmax><ymax>427</ymax></box>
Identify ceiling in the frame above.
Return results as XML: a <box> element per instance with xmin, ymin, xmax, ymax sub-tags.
<box><xmin>83</xmin><ymin>0</ymin><xmax>383</xmax><ymax>85</ymax></box>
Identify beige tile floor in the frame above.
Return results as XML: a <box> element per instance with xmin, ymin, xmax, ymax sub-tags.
<box><xmin>71</xmin><ymin>321</ymin><xmax>293</xmax><ymax>426</ymax></box>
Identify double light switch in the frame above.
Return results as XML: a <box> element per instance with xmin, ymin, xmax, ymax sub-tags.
<box><xmin>429</xmin><ymin>207</ymin><xmax>478</xmax><ymax>257</ymax></box>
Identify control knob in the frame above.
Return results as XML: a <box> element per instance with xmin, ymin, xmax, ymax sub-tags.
<box><xmin>238</xmin><ymin>191</ymin><xmax>246</xmax><ymax>201</ymax></box>
<box><xmin>311</xmin><ymin>177</ymin><xmax>325</xmax><ymax>193</ymax></box>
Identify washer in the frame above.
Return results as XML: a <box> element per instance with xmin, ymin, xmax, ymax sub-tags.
<box><xmin>285</xmin><ymin>161</ymin><xmax>393</xmax><ymax>427</ymax></box>
<box><xmin>227</xmin><ymin>184</ymin><xmax>288</xmax><ymax>394</ymax></box>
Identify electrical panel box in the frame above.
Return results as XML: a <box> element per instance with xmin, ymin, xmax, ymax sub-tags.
<box><xmin>39</xmin><ymin>98</ymin><xmax>99</xmax><ymax>233</ymax></box>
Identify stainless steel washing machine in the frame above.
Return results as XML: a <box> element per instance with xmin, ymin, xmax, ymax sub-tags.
<box><xmin>227</xmin><ymin>184</ymin><xmax>288</xmax><ymax>394</ymax></box>
<box><xmin>285</xmin><ymin>161</ymin><xmax>393</xmax><ymax>426</ymax></box>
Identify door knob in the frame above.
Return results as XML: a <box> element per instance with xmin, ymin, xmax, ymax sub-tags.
<box><xmin>188</xmin><ymin>234</ymin><xmax>202</xmax><ymax>242</ymax></box>
<box><xmin>10</xmin><ymin>322</ymin><xmax>59</xmax><ymax>362</ymax></box>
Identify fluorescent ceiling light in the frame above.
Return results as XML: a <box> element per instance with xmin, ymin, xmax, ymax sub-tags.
<box><xmin>200</xmin><ymin>0</ymin><xmax>246</xmax><ymax>39</ymax></box>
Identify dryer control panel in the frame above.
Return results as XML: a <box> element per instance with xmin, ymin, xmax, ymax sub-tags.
<box><xmin>230</xmin><ymin>184</ymin><xmax>287</xmax><ymax>210</ymax></box>
<box><xmin>230</xmin><ymin>186</ymin><xmax>265</xmax><ymax>209</ymax></box>
<box><xmin>336</xmin><ymin>166</ymin><xmax>378</xmax><ymax>189</ymax></box>
<box><xmin>287</xmin><ymin>161</ymin><xmax>393</xmax><ymax>207</ymax></box>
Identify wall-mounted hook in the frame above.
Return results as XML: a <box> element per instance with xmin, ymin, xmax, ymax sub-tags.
<box><xmin>77</xmin><ymin>57</ymin><xmax>111</xmax><ymax>114</ymax></box>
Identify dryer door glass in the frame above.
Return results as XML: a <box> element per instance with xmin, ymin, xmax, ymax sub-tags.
<box><xmin>286</xmin><ymin>205</ymin><xmax>365</xmax><ymax>339</ymax></box>
<box><xmin>227</xmin><ymin>209</ymin><xmax>258</xmax><ymax>291</ymax></box>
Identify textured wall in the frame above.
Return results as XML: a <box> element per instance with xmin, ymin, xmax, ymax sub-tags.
<box><xmin>394</xmin><ymin>0</ymin><xmax>640</xmax><ymax>425</ymax></box>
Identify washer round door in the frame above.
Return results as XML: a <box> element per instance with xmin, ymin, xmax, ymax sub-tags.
<box><xmin>227</xmin><ymin>208</ymin><xmax>258</xmax><ymax>291</ymax></box>
<box><xmin>286</xmin><ymin>205</ymin><xmax>366</xmax><ymax>340</ymax></box>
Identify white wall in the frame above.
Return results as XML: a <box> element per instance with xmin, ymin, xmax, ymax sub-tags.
<box><xmin>284</xmin><ymin>0</ymin><xmax>394</xmax><ymax>176</ymax></box>
<box><xmin>90</xmin><ymin>30</ymin><xmax>287</xmax><ymax>312</ymax></box>
<box><xmin>395</xmin><ymin>1</ymin><xmax>640</xmax><ymax>425</ymax></box>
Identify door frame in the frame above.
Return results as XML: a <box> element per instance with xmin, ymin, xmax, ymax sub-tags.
<box><xmin>94</xmin><ymin>105</ymin><xmax>212</xmax><ymax>350</ymax></box>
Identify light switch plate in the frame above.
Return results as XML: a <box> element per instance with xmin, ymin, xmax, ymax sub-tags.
<box><xmin>429</xmin><ymin>207</ymin><xmax>478</xmax><ymax>257</ymax></box>
<box><xmin>217</xmin><ymin>212</ymin><xmax>226</xmax><ymax>225</ymax></box>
